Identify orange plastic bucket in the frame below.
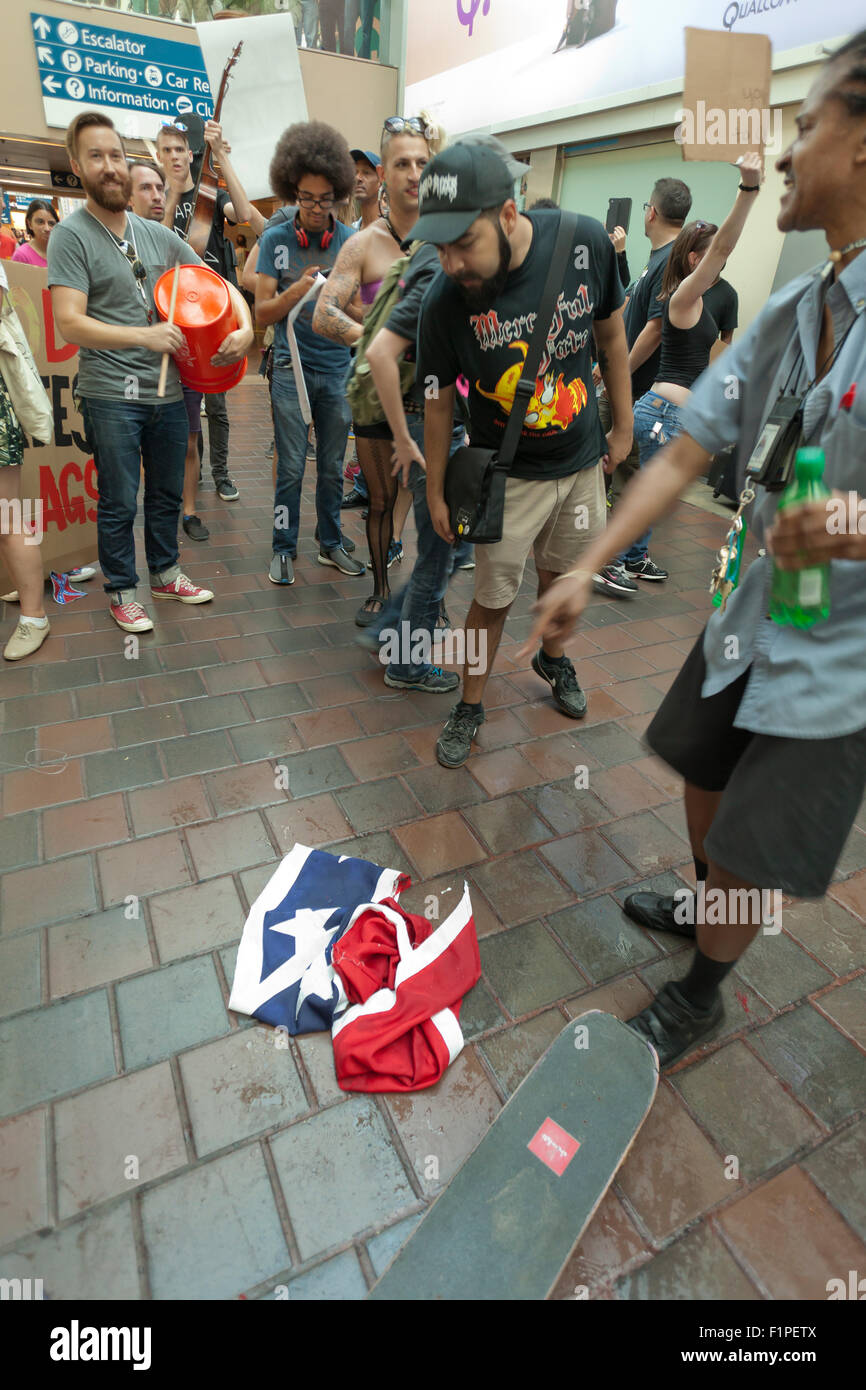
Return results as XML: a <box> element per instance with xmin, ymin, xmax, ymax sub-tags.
<box><xmin>154</xmin><ymin>264</ymin><xmax>247</xmax><ymax>394</ymax></box>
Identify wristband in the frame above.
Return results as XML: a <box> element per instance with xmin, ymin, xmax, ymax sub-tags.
<box><xmin>738</xmin><ymin>184</ymin><xmax>759</xmax><ymax>193</ymax></box>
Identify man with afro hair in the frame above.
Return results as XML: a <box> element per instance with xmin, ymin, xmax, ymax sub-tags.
<box><xmin>256</xmin><ymin>121</ymin><xmax>365</xmax><ymax>585</ymax></box>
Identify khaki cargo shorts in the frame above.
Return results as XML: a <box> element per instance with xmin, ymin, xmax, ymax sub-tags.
<box><xmin>473</xmin><ymin>463</ymin><xmax>606</xmax><ymax>609</ymax></box>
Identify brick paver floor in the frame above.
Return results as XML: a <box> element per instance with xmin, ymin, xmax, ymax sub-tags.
<box><xmin>1</xmin><ymin>377</ymin><xmax>864</xmax><ymax>1300</ymax></box>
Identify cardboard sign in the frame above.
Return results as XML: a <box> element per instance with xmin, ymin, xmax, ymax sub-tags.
<box><xmin>0</xmin><ymin>261</ymin><xmax>96</xmax><ymax>591</ymax></box>
<box><xmin>680</xmin><ymin>28</ymin><xmax>772</xmax><ymax>164</ymax></box>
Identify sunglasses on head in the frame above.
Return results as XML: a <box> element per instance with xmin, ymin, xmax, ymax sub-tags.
<box><xmin>383</xmin><ymin>116</ymin><xmax>436</xmax><ymax>140</ymax></box>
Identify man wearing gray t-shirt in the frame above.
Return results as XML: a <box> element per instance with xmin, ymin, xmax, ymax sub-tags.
<box><xmin>48</xmin><ymin>112</ymin><xmax>253</xmax><ymax>633</ymax></box>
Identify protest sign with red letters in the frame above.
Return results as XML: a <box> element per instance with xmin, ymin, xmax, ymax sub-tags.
<box><xmin>0</xmin><ymin>260</ymin><xmax>97</xmax><ymax>592</ymax></box>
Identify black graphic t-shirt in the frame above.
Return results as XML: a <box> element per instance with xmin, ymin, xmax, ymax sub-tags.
<box><xmin>623</xmin><ymin>242</ymin><xmax>672</xmax><ymax>398</ymax></box>
<box><xmin>417</xmin><ymin>210</ymin><xmax>623</xmax><ymax>480</ymax></box>
<box><xmin>171</xmin><ymin>185</ymin><xmax>237</xmax><ymax>285</ymax></box>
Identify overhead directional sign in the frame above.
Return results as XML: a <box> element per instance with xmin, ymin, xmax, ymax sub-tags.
<box><xmin>30</xmin><ymin>11</ymin><xmax>214</xmax><ymax>141</ymax></box>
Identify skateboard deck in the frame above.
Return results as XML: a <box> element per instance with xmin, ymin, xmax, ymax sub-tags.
<box><xmin>369</xmin><ymin>1011</ymin><xmax>658</xmax><ymax>1300</ymax></box>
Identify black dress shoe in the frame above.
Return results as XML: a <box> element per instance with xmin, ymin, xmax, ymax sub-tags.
<box><xmin>623</xmin><ymin>891</ymin><xmax>696</xmax><ymax>940</ymax></box>
<box><xmin>341</xmin><ymin>488</ymin><xmax>367</xmax><ymax>510</ymax></box>
<box><xmin>627</xmin><ymin>982</ymin><xmax>724</xmax><ymax>1070</ymax></box>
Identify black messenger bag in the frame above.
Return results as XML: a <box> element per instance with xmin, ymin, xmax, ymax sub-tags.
<box><xmin>443</xmin><ymin>210</ymin><xmax>578</xmax><ymax>544</ymax></box>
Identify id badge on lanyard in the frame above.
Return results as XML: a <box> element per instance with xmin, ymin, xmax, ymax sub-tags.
<box><xmin>744</xmin><ymin>392</ymin><xmax>804</xmax><ymax>492</ymax></box>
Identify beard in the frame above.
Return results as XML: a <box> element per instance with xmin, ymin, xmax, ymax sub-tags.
<box><xmin>455</xmin><ymin>222</ymin><xmax>512</xmax><ymax>310</ymax></box>
<box><xmin>84</xmin><ymin>167</ymin><xmax>133</xmax><ymax>213</ymax></box>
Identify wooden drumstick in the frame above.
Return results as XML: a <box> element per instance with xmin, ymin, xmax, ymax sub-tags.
<box><xmin>157</xmin><ymin>259</ymin><xmax>181</xmax><ymax>399</ymax></box>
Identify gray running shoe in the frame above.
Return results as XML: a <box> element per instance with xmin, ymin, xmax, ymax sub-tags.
<box><xmin>436</xmin><ymin>702</ymin><xmax>485</xmax><ymax>768</ymax></box>
<box><xmin>384</xmin><ymin>667</ymin><xmax>460</xmax><ymax>693</ymax></box>
<box><xmin>269</xmin><ymin>554</ymin><xmax>294</xmax><ymax>585</ymax></box>
<box><xmin>318</xmin><ymin>546</ymin><xmax>365</xmax><ymax>576</ymax></box>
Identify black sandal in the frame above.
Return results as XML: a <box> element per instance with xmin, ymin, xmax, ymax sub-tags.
<box><xmin>354</xmin><ymin>594</ymin><xmax>387</xmax><ymax>629</ymax></box>
<box><xmin>627</xmin><ymin>981</ymin><xmax>723</xmax><ymax>1070</ymax></box>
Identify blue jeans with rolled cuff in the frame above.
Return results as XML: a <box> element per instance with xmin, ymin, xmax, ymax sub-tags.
<box><xmin>81</xmin><ymin>396</ymin><xmax>187</xmax><ymax>597</ymax></box>
<box><xmin>618</xmin><ymin>391</ymin><xmax>684</xmax><ymax>566</ymax></box>
<box><xmin>271</xmin><ymin>361</ymin><xmax>351</xmax><ymax>558</ymax></box>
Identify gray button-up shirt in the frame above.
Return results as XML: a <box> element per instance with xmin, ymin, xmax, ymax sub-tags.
<box><xmin>679</xmin><ymin>248</ymin><xmax>866</xmax><ymax>739</ymax></box>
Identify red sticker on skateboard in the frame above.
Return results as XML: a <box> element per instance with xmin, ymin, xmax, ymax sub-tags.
<box><xmin>528</xmin><ymin>1118</ymin><xmax>580</xmax><ymax>1176</ymax></box>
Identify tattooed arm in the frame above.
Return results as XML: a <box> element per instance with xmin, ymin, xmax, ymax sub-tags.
<box><xmin>312</xmin><ymin>234</ymin><xmax>365</xmax><ymax>346</ymax></box>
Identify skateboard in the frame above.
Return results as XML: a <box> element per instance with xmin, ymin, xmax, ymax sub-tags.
<box><xmin>368</xmin><ymin>1011</ymin><xmax>658</xmax><ymax>1301</ymax></box>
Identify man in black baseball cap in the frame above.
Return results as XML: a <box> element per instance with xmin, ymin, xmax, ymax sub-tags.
<box><xmin>416</xmin><ymin>143</ymin><xmax>634</xmax><ymax>769</ymax></box>
<box><xmin>413</xmin><ymin>143</ymin><xmax>517</xmax><ymax>249</ymax></box>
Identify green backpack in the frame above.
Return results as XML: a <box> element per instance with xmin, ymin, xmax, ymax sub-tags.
<box><xmin>346</xmin><ymin>242</ymin><xmax>421</xmax><ymax>427</ymax></box>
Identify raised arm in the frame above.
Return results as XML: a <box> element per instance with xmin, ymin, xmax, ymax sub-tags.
<box><xmin>669</xmin><ymin>153</ymin><xmax>762</xmax><ymax>328</ymax></box>
<box><xmin>312</xmin><ymin>234</ymin><xmax>365</xmax><ymax>346</ymax></box>
<box><xmin>241</xmin><ymin>240</ymin><xmax>260</xmax><ymax>295</ymax></box>
<box><xmin>205</xmin><ymin>121</ymin><xmax>266</xmax><ymax>237</ymax></box>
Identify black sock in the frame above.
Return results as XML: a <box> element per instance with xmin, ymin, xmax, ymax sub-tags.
<box><xmin>458</xmin><ymin>700</ymin><xmax>482</xmax><ymax>715</ymax></box>
<box><xmin>676</xmin><ymin>948</ymin><xmax>735</xmax><ymax>1012</ymax></box>
<box><xmin>694</xmin><ymin>856</ymin><xmax>708</xmax><ymax>882</ymax></box>
<box><xmin>541</xmin><ymin>649</ymin><xmax>567</xmax><ymax>666</ymax></box>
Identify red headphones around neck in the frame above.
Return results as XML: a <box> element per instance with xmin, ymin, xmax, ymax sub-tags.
<box><xmin>294</xmin><ymin>210</ymin><xmax>334</xmax><ymax>250</ymax></box>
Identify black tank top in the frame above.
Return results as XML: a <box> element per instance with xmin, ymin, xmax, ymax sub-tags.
<box><xmin>655</xmin><ymin>298</ymin><xmax>718</xmax><ymax>389</ymax></box>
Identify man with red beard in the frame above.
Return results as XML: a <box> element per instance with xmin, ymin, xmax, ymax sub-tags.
<box><xmin>48</xmin><ymin>112</ymin><xmax>252</xmax><ymax>633</ymax></box>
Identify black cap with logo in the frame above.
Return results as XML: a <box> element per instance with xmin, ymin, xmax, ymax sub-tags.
<box><xmin>412</xmin><ymin>144</ymin><xmax>517</xmax><ymax>246</ymax></box>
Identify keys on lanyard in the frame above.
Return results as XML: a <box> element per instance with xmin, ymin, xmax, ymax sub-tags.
<box><xmin>710</xmin><ymin>486</ymin><xmax>755</xmax><ymax>612</ymax></box>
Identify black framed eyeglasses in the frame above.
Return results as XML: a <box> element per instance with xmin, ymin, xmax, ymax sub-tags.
<box><xmin>297</xmin><ymin>192</ymin><xmax>335</xmax><ymax>209</ymax></box>
<box><xmin>642</xmin><ymin>202</ymin><xmax>653</xmax><ymax>212</ymax></box>
<box><xmin>383</xmin><ymin>116</ymin><xmax>435</xmax><ymax>139</ymax></box>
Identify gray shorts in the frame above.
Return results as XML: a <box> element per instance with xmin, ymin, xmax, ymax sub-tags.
<box><xmin>646</xmin><ymin>631</ymin><xmax>866</xmax><ymax>899</ymax></box>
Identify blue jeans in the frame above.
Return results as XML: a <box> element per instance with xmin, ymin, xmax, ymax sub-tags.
<box><xmin>618</xmin><ymin>392</ymin><xmax>683</xmax><ymax>566</ymax></box>
<box><xmin>373</xmin><ymin>417</ymin><xmax>464</xmax><ymax>681</ymax></box>
<box><xmin>271</xmin><ymin>362</ymin><xmax>351</xmax><ymax>556</ymax></box>
<box><xmin>81</xmin><ymin>396</ymin><xmax>187</xmax><ymax>596</ymax></box>
<box><xmin>294</xmin><ymin>0</ymin><xmax>318</xmax><ymax>45</ymax></box>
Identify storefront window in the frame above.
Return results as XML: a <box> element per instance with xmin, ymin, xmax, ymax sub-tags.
<box><xmin>61</xmin><ymin>0</ymin><xmax>390</xmax><ymax>61</ymax></box>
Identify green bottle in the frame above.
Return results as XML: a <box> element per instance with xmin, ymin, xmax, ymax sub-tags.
<box><xmin>769</xmin><ymin>447</ymin><xmax>831</xmax><ymax>629</ymax></box>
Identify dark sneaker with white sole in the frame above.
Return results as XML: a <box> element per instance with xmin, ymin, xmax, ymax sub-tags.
<box><xmin>216</xmin><ymin>478</ymin><xmax>239</xmax><ymax>501</ymax></box>
<box><xmin>625</xmin><ymin>555</ymin><xmax>669</xmax><ymax>582</ymax></box>
<box><xmin>318</xmin><ymin>546</ymin><xmax>365</xmax><ymax>576</ymax></box>
<box><xmin>624</xmin><ymin>891</ymin><xmax>696</xmax><ymax>940</ymax></box>
<box><xmin>531</xmin><ymin>649</ymin><xmax>587</xmax><ymax>718</ymax></box>
<box><xmin>268</xmin><ymin>554</ymin><xmax>294</xmax><ymax>585</ymax></box>
<box><xmin>592</xmin><ymin>563</ymin><xmax>637</xmax><ymax>597</ymax></box>
<box><xmin>436</xmin><ymin>702</ymin><xmax>485</xmax><ymax>767</ymax></box>
<box><xmin>182</xmin><ymin>514</ymin><xmax>209</xmax><ymax>542</ymax></box>
<box><xmin>384</xmin><ymin>666</ymin><xmax>460</xmax><ymax>693</ymax></box>
<box><xmin>627</xmin><ymin>981</ymin><xmax>724</xmax><ymax>1070</ymax></box>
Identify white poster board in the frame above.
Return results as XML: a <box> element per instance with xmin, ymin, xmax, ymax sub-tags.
<box><xmin>405</xmin><ymin>0</ymin><xmax>861</xmax><ymax>136</ymax></box>
<box><xmin>196</xmin><ymin>14</ymin><xmax>308</xmax><ymax>202</ymax></box>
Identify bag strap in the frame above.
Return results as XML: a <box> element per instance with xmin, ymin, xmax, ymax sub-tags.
<box><xmin>498</xmin><ymin>209</ymin><xmax>578</xmax><ymax>469</ymax></box>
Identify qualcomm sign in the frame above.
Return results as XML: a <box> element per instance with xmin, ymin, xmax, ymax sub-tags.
<box><xmin>31</xmin><ymin>12</ymin><xmax>214</xmax><ymax>140</ymax></box>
